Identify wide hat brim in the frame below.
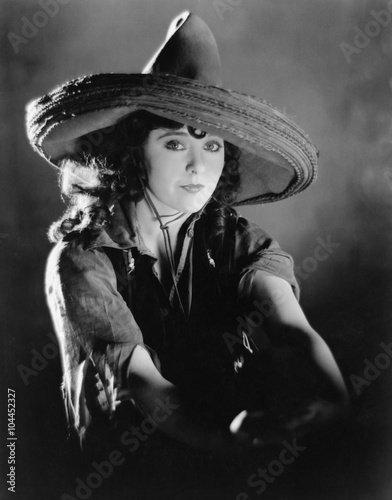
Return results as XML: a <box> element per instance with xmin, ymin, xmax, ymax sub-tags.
<box><xmin>25</xmin><ymin>13</ymin><xmax>318</xmax><ymax>206</ymax></box>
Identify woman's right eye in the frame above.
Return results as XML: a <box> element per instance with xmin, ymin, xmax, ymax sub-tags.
<box><xmin>165</xmin><ymin>140</ymin><xmax>185</xmax><ymax>151</ymax></box>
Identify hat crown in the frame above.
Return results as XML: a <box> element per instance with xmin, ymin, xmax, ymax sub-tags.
<box><xmin>142</xmin><ymin>11</ymin><xmax>222</xmax><ymax>86</ymax></box>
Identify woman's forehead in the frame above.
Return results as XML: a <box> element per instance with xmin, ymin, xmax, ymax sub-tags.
<box><xmin>151</xmin><ymin>125</ymin><xmax>222</xmax><ymax>140</ymax></box>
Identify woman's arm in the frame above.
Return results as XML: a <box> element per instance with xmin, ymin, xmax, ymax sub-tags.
<box><xmin>126</xmin><ymin>345</ymin><xmax>253</xmax><ymax>453</ymax></box>
<box><xmin>249</xmin><ymin>272</ymin><xmax>349</xmax><ymax>404</ymax></box>
<box><xmin>229</xmin><ymin>272</ymin><xmax>350</xmax><ymax>442</ymax></box>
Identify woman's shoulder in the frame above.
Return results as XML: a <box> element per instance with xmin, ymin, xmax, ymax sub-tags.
<box><xmin>46</xmin><ymin>231</ymin><xmax>112</xmax><ymax>281</ymax></box>
<box><xmin>203</xmin><ymin>205</ymin><xmax>276</xmax><ymax>250</ymax></box>
<box><xmin>234</xmin><ymin>212</ymin><xmax>273</xmax><ymax>243</ymax></box>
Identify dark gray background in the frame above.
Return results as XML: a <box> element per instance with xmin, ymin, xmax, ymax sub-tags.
<box><xmin>1</xmin><ymin>0</ymin><xmax>391</xmax><ymax>498</ymax></box>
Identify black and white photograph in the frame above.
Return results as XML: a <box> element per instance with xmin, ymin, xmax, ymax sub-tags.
<box><xmin>1</xmin><ymin>1</ymin><xmax>392</xmax><ymax>499</ymax></box>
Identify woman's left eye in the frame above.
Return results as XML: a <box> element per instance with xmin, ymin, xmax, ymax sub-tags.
<box><xmin>204</xmin><ymin>141</ymin><xmax>223</xmax><ymax>153</ymax></box>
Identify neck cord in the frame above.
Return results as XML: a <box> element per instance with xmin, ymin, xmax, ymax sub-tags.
<box><xmin>138</xmin><ymin>182</ymin><xmax>188</xmax><ymax>320</ymax></box>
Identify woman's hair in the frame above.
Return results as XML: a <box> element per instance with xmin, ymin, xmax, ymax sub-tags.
<box><xmin>49</xmin><ymin>110</ymin><xmax>241</xmax><ymax>242</ymax></box>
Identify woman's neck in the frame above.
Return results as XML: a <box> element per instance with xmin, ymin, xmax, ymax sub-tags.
<box><xmin>135</xmin><ymin>196</ymin><xmax>188</xmax><ymax>241</ymax></box>
<box><xmin>135</xmin><ymin>196</ymin><xmax>189</xmax><ymax>293</ymax></box>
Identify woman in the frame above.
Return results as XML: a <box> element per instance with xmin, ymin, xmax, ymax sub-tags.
<box><xmin>26</xmin><ymin>11</ymin><xmax>348</xmax><ymax>471</ymax></box>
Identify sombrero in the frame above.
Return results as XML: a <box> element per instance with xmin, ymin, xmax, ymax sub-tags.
<box><xmin>25</xmin><ymin>11</ymin><xmax>318</xmax><ymax>206</ymax></box>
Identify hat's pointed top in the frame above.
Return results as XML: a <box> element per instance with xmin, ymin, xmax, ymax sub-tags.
<box><xmin>142</xmin><ymin>11</ymin><xmax>222</xmax><ymax>86</ymax></box>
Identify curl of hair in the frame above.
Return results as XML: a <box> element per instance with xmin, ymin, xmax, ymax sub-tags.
<box><xmin>48</xmin><ymin>110</ymin><xmax>241</xmax><ymax>243</ymax></box>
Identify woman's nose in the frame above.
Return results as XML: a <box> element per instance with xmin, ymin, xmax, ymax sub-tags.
<box><xmin>185</xmin><ymin>148</ymin><xmax>206</xmax><ymax>175</ymax></box>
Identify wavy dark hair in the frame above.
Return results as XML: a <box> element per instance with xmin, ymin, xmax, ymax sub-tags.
<box><xmin>49</xmin><ymin>110</ymin><xmax>241</xmax><ymax>243</ymax></box>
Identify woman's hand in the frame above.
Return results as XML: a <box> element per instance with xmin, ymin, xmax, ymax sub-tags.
<box><xmin>230</xmin><ymin>399</ymin><xmax>349</xmax><ymax>447</ymax></box>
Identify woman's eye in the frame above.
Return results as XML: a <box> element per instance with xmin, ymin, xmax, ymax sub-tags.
<box><xmin>205</xmin><ymin>141</ymin><xmax>223</xmax><ymax>153</ymax></box>
<box><xmin>165</xmin><ymin>140</ymin><xmax>185</xmax><ymax>151</ymax></box>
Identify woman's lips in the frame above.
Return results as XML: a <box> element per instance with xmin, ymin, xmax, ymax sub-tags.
<box><xmin>180</xmin><ymin>184</ymin><xmax>204</xmax><ymax>193</ymax></box>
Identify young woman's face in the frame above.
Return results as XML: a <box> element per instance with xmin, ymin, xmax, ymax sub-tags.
<box><xmin>143</xmin><ymin>126</ymin><xmax>225</xmax><ymax>214</ymax></box>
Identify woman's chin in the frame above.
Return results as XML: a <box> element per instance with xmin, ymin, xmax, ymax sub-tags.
<box><xmin>179</xmin><ymin>192</ymin><xmax>213</xmax><ymax>213</ymax></box>
<box><xmin>149</xmin><ymin>190</ymin><xmax>213</xmax><ymax>215</ymax></box>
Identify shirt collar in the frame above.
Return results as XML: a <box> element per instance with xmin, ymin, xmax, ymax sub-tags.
<box><xmin>85</xmin><ymin>195</ymin><xmax>204</xmax><ymax>252</ymax></box>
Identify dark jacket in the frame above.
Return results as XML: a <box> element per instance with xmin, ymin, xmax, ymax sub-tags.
<box><xmin>45</xmin><ymin>196</ymin><xmax>299</xmax><ymax>448</ymax></box>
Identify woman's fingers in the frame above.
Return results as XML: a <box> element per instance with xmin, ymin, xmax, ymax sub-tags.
<box><xmin>229</xmin><ymin>409</ymin><xmax>247</xmax><ymax>435</ymax></box>
<box><xmin>230</xmin><ymin>410</ymin><xmax>291</xmax><ymax>447</ymax></box>
<box><xmin>230</xmin><ymin>400</ymin><xmax>348</xmax><ymax>449</ymax></box>
<box><xmin>230</xmin><ymin>410</ymin><xmax>265</xmax><ymax>435</ymax></box>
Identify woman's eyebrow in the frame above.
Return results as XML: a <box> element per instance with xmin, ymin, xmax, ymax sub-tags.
<box><xmin>157</xmin><ymin>130</ymin><xmax>189</xmax><ymax>140</ymax></box>
<box><xmin>156</xmin><ymin>130</ymin><xmax>222</xmax><ymax>141</ymax></box>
